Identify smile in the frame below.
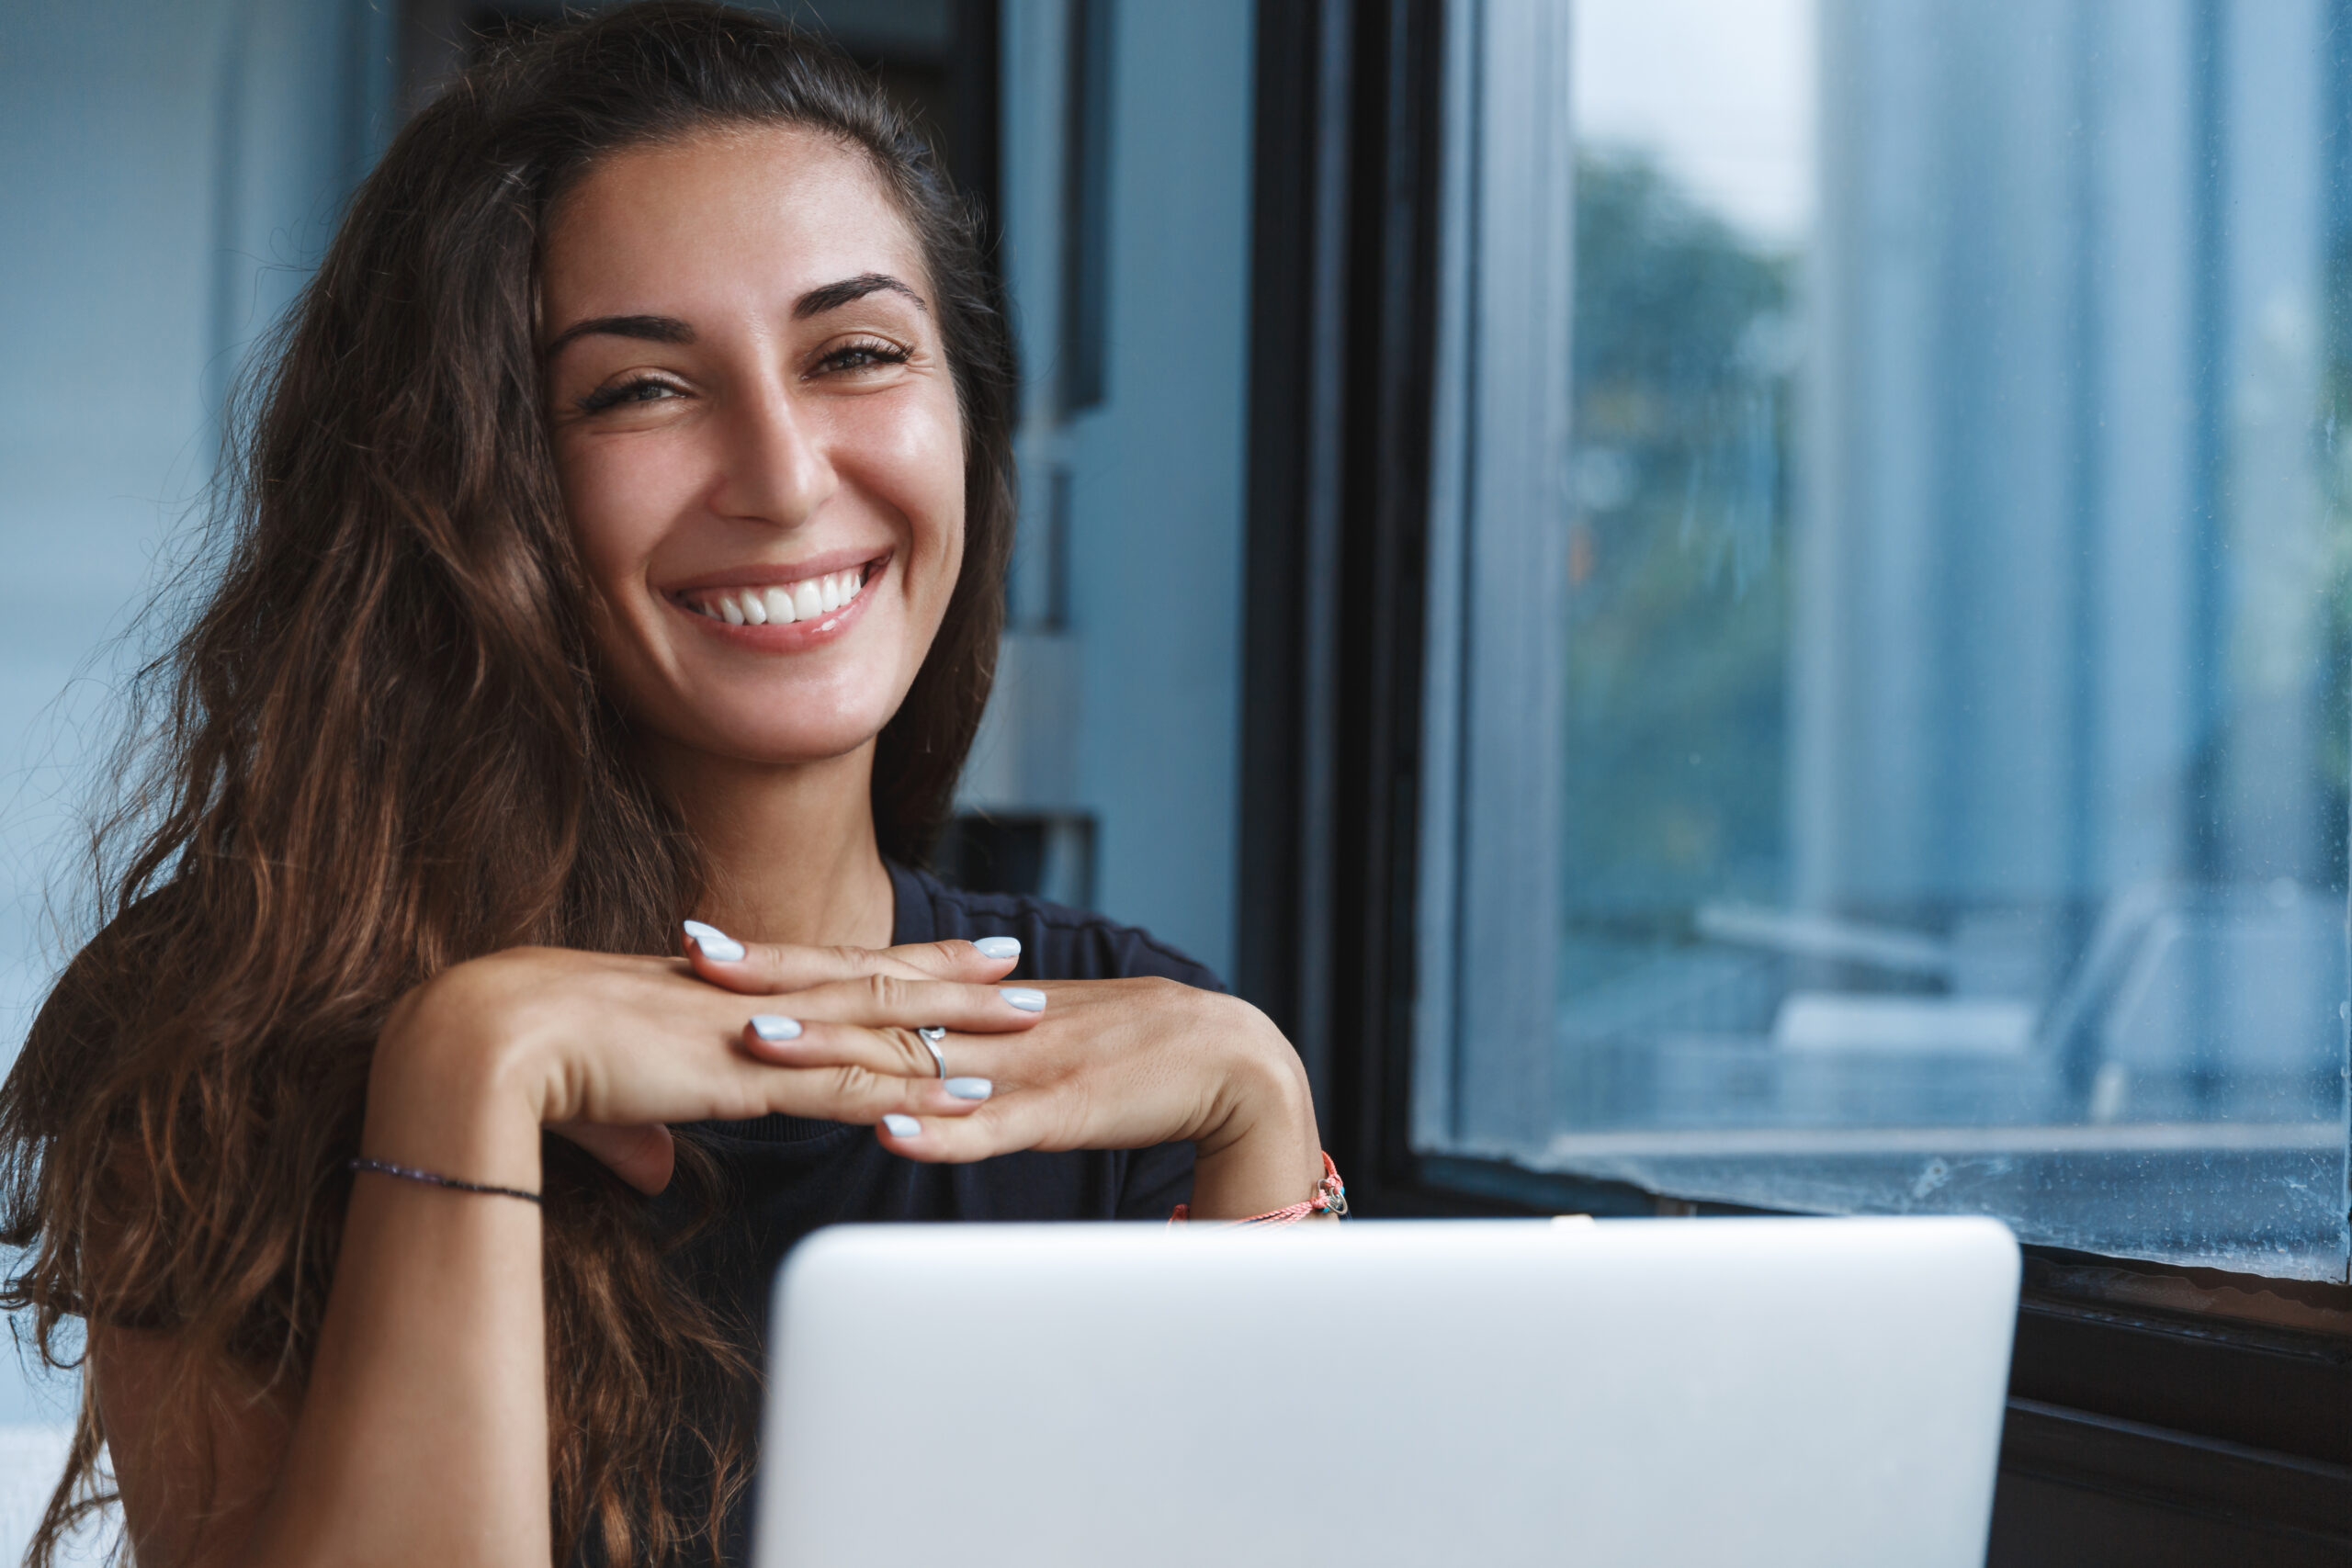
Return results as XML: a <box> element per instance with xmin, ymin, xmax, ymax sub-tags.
<box><xmin>673</xmin><ymin>556</ymin><xmax>883</xmax><ymax>627</ymax></box>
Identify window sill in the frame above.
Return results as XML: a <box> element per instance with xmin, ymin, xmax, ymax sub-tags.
<box><xmin>1996</xmin><ymin>1398</ymin><xmax>2352</xmax><ymax>1559</ymax></box>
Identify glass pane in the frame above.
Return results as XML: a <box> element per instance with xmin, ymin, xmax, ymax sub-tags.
<box><xmin>1427</xmin><ymin>0</ymin><xmax>2352</xmax><ymax>1280</ymax></box>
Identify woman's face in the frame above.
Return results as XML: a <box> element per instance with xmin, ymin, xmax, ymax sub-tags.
<box><xmin>541</xmin><ymin>126</ymin><xmax>963</xmax><ymax>771</ymax></box>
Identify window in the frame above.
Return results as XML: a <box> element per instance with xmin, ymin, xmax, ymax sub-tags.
<box><xmin>1413</xmin><ymin>0</ymin><xmax>2352</xmax><ymax>1281</ymax></box>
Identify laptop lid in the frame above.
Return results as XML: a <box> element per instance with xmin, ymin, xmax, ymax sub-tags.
<box><xmin>755</xmin><ymin>1215</ymin><xmax>2018</xmax><ymax>1568</ymax></box>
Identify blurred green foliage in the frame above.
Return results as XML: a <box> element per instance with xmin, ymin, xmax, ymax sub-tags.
<box><xmin>1562</xmin><ymin>152</ymin><xmax>1795</xmax><ymax>935</ymax></box>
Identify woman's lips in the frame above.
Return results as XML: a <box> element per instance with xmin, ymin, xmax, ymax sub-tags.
<box><xmin>668</xmin><ymin>554</ymin><xmax>888</xmax><ymax>647</ymax></box>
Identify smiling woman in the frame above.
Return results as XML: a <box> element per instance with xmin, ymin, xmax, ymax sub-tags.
<box><xmin>0</xmin><ymin>6</ymin><xmax>1326</xmax><ymax>1567</ymax></box>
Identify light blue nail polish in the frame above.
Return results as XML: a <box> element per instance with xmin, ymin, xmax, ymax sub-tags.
<box><xmin>684</xmin><ymin>919</ymin><xmax>744</xmax><ymax>963</ymax></box>
<box><xmin>882</xmin><ymin>1113</ymin><xmax>921</xmax><ymax>1137</ymax></box>
<box><xmin>1000</xmin><ymin>987</ymin><xmax>1046</xmax><ymax>1012</ymax></box>
<box><xmin>750</xmin><ymin>1015</ymin><xmax>802</xmax><ymax>1042</ymax></box>
<box><xmin>974</xmin><ymin>936</ymin><xmax>1022</xmax><ymax>961</ymax></box>
<box><xmin>944</xmin><ymin>1077</ymin><xmax>993</xmax><ymax>1100</ymax></box>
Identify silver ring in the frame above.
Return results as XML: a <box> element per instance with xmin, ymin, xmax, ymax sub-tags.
<box><xmin>917</xmin><ymin>1025</ymin><xmax>947</xmax><ymax>1078</ymax></box>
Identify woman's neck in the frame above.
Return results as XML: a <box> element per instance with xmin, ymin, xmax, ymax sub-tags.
<box><xmin>650</xmin><ymin>737</ymin><xmax>898</xmax><ymax>949</ymax></box>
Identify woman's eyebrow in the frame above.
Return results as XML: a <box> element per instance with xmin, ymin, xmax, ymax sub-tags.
<box><xmin>540</xmin><ymin>278</ymin><xmax>923</xmax><ymax>357</ymax></box>
<box><xmin>794</xmin><ymin>273</ymin><xmax>928</xmax><ymax>319</ymax></box>
<box><xmin>543</xmin><ymin>314</ymin><xmax>695</xmax><ymax>359</ymax></box>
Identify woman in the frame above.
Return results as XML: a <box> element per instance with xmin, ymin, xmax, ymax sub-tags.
<box><xmin>0</xmin><ymin>6</ymin><xmax>1331</xmax><ymax>1564</ymax></box>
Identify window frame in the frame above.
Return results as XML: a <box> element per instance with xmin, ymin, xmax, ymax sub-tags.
<box><xmin>1235</xmin><ymin>1</ymin><xmax>2352</xmax><ymax>1556</ymax></box>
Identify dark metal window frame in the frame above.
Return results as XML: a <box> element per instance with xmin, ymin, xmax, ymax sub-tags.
<box><xmin>1057</xmin><ymin>0</ymin><xmax>1114</xmax><ymax>414</ymax></box>
<box><xmin>1235</xmin><ymin>4</ymin><xmax>2352</xmax><ymax>1560</ymax></box>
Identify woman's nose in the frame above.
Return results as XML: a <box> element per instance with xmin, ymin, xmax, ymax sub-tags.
<box><xmin>708</xmin><ymin>385</ymin><xmax>837</xmax><ymax>528</ymax></box>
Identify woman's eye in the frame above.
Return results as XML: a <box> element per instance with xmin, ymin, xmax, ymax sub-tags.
<box><xmin>577</xmin><ymin>378</ymin><xmax>684</xmax><ymax>414</ymax></box>
<box><xmin>816</xmin><ymin>339</ymin><xmax>912</xmax><ymax>376</ymax></box>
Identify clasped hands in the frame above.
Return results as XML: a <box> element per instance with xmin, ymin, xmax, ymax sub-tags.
<box><xmin>370</xmin><ymin>927</ymin><xmax>1320</xmax><ymax>1209</ymax></box>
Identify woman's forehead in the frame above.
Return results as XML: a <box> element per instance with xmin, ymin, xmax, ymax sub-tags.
<box><xmin>542</xmin><ymin>125</ymin><xmax>930</xmax><ymax>322</ymax></box>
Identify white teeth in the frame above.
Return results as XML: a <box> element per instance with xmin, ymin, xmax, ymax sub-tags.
<box><xmin>694</xmin><ymin>563</ymin><xmax>872</xmax><ymax>627</ymax></box>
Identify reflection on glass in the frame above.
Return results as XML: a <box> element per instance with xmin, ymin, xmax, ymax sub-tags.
<box><xmin>1482</xmin><ymin>0</ymin><xmax>2352</xmax><ymax>1276</ymax></box>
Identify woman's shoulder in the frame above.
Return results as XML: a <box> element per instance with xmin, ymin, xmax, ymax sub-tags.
<box><xmin>888</xmin><ymin>861</ymin><xmax>1224</xmax><ymax>992</ymax></box>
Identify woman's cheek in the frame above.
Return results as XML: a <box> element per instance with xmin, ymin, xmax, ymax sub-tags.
<box><xmin>560</xmin><ymin>437</ymin><xmax>698</xmax><ymax>576</ymax></box>
<box><xmin>883</xmin><ymin>398</ymin><xmax>967</xmax><ymax>585</ymax></box>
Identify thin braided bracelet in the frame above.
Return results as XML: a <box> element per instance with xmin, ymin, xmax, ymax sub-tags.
<box><xmin>348</xmin><ymin>1156</ymin><xmax>543</xmax><ymax>1205</ymax></box>
<box><xmin>1169</xmin><ymin>1151</ymin><xmax>1348</xmax><ymax>1227</ymax></box>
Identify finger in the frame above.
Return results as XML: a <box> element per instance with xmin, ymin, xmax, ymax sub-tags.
<box><xmin>551</xmin><ymin>1121</ymin><xmax>676</xmax><ymax>1195</ymax></box>
<box><xmin>758</xmin><ymin>973</ymin><xmax>1047</xmax><ymax>1034</ymax></box>
<box><xmin>741</xmin><ymin>1015</ymin><xmax>1014</xmax><ymax>1093</ymax></box>
<box><xmin>681</xmin><ymin>921</ymin><xmax>1023</xmax><ymax>994</ymax></box>
<box><xmin>744</xmin><ymin>1056</ymin><xmax>996</xmax><ymax>1123</ymax></box>
<box><xmin>881</xmin><ymin>936</ymin><xmax>1024</xmax><ymax>977</ymax></box>
<box><xmin>876</xmin><ymin>1094</ymin><xmax>1048</xmax><ymax>1164</ymax></box>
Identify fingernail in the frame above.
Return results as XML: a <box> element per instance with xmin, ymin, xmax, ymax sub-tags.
<box><xmin>882</xmin><ymin>1113</ymin><xmax>921</xmax><ymax>1137</ymax></box>
<box><xmin>684</xmin><ymin>919</ymin><xmax>744</xmax><ymax>963</ymax></box>
<box><xmin>750</xmin><ymin>1014</ymin><xmax>802</xmax><ymax>1043</ymax></box>
<box><xmin>944</xmin><ymin>1077</ymin><xmax>993</xmax><ymax>1100</ymax></box>
<box><xmin>974</xmin><ymin>936</ymin><xmax>1022</xmax><ymax>961</ymax></box>
<box><xmin>1000</xmin><ymin>986</ymin><xmax>1046</xmax><ymax>1011</ymax></box>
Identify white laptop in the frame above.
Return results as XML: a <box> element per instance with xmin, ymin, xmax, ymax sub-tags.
<box><xmin>755</xmin><ymin>1214</ymin><xmax>2018</xmax><ymax>1568</ymax></box>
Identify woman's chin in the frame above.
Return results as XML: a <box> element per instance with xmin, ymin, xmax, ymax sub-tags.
<box><xmin>667</xmin><ymin>714</ymin><xmax>895</xmax><ymax>769</ymax></box>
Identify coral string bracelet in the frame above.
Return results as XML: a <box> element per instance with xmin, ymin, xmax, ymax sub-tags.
<box><xmin>1170</xmin><ymin>1151</ymin><xmax>1348</xmax><ymax>1226</ymax></box>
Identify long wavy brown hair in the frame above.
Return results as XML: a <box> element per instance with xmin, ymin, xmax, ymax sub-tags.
<box><xmin>0</xmin><ymin>5</ymin><xmax>1014</xmax><ymax>1562</ymax></box>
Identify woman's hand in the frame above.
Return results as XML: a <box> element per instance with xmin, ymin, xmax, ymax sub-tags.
<box><xmin>366</xmin><ymin>932</ymin><xmax>1045</xmax><ymax>1195</ymax></box>
<box><xmin>687</xmin><ymin>950</ymin><xmax>1329</xmax><ymax>1220</ymax></box>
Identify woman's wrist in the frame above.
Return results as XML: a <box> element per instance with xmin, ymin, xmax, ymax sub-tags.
<box><xmin>1185</xmin><ymin>998</ymin><xmax>1327</xmax><ymax>1220</ymax></box>
<box><xmin>364</xmin><ymin>971</ymin><xmax>549</xmax><ymax>1194</ymax></box>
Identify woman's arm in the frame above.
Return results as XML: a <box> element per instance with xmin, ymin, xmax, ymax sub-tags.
<box><xmin>239</xmin><ymin>1011</ymin><xmax>553</xmax><ymax>1566</ymax></box>
<box><xmin>91</xmin><ymin>938</ymin><xmax>1033</xmax><ymax>1568</ymax></box>
<box><xmin>1167</xmin><ymin>999</ymin><xmax>1327</xmax><ymax>1221</ymax></box>
<box><xmin>88</xmin><ymin>1025</ymin><xmax>549</xmax><ymax>1568</ymax></box>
